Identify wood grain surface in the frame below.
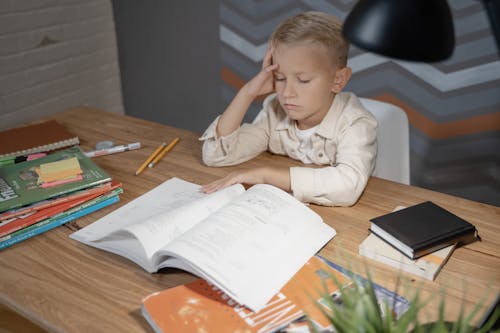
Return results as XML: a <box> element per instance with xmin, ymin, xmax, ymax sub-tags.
<box><xmin>0</xmin><ymin>107</ymin><xmax>498</xmax><ymax>332</ymax></box>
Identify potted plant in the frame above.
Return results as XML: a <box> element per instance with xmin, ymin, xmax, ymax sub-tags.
<box><xmin>315</xmin><ymin>272</ymin><xmax>499</xmax><ymax>333</ymax></box>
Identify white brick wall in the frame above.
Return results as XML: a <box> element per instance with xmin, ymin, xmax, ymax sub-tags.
<box><xmin>0</xmin><ymin>0</ymin><xmax>124</xmax><ymax>130</ymax></box>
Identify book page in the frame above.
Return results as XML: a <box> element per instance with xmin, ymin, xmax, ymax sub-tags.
<box><xmin>121</xmin><ymin>183</ymin><xmax>244</xmax><ymax>258</ymax></box>
<box><xmin>157</xmin><ymin>184</ymin><xmax>336</xmax><ymax>312</ymax></box>
<box><xmin>70</xmin><ymin>178</ymin><xmax>245</xmax><ymax>264</ymax></box>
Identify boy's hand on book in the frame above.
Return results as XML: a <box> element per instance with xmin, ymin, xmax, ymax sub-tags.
<box><xmin>201</xmin><ymin>167</ymin><xmax>290</xmax><ymax>194</ymax></box>
<box><xmin>202</xmin><ymin>169</ymin><xmax>262</xmax><ymax>194</ymax></box>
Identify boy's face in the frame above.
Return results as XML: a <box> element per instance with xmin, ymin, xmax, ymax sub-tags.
<box><xmin>272</xmin><ymin>41</ymin><xmax>341</xmax><ymax>130</ymax></box>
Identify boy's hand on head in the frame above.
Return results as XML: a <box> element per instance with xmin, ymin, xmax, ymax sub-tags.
<box><xmin>215</xmin><ymin>46</ymin><xmax>277</xmax><ymax>137</ymax></box>
<box><xmin>243</xmin><ymin>47</ymin><xmax>278</xmax><ymax>99</ymax></box>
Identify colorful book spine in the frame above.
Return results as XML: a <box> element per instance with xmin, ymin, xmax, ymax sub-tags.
<box><xmin>0</xmin><ymin>189</ymin><xmax>122</xmax><ymax>242</ymax></box>
<box><xmin>0</xmin><ymin>194</ymin><xmax>120</xmax><ymax>250</ymax></box>
<box><xmin>0</xmin><ymin>191</ymin><xmax>107</xmax><ymax>237</ymax></box>
<box><xmin>0</xmin><ymin>181</ymin><xmax>119</xmax><ymax>221</ymax></box>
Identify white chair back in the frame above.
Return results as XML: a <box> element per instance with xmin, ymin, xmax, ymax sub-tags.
<box><xmin>360</xmin><ymin>98</ymin><xmax>410</xmax><ymax>185</ymax></box>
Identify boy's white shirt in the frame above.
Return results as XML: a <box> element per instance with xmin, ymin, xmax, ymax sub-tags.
<box><xmin>293</xmin><ymin>122</ymin><xmax>317</xmax><ymax>164</ymax></box>
<box><xmin>200</xmin><ymin>92</ymin><xmax>378</xmax><ymax>206</ymax></box>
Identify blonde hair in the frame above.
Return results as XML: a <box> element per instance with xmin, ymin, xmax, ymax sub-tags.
<box><xmin>269</xmin><ymin>11</ymin><xmax>349</xmax><ymax>67</ymax></box>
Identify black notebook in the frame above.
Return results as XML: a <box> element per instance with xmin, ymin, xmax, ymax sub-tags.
<box><xmin>369</xmin><ymin>201</ymin><xmax>478</xmax><ymax>259</ymax></box>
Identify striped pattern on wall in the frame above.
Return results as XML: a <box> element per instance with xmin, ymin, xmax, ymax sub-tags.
<box><xmin>219</xmin><ymin>0</ymin><xmax>500</xmax><ymax>206</ymax></box>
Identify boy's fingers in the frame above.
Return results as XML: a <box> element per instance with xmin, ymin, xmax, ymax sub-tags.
<box><xmin>264</xmin><ymin>64</ymin><xmax>278</xmax><ymax>73</ymax></box>
<box><xmin>202</xmin><ymin>172</ymin><xmax>245</xmax><ymax>194</ymax></box>
<box><xmin>201</xmin><ymin>181</ymin><xmax>218</xmax><ymax>193</ymax></box>
<box><xmin>200</xmin><ymin>185</ymin><xmax>211</xmax><ymax>193</ymax></box>
<box><xmin>201</xmin><ymin>178</ymin><xmax>229</xmax><ymax>193</ymax></box>
<box><xmin>262</xmin><ymin>46</ymin><xmax>274</xmax><ymax>68</ymax></box>
<box><xmin>263</xmin><ymin>55</ymin><xmax>271</xmax><ymax>68</ymax></box>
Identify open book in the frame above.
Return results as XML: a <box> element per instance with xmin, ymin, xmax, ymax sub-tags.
<box><xmin>70</xmin><ymin>177</ymin><xmax>336</xmax><ymax>311</ymax></box>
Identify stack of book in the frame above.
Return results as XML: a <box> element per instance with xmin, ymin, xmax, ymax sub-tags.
<box><xmin>0</xmin><ymin>146</ymin><xmax>122</xmax><ymax>250</ymax></box>
<box><xmin>359</xmin><ymin>202</ymin><xmax>478</xmax><ymax>280</ymax></box>
<box><xmin>141</xmin><ymin>255</ymin><xmax>410</xmax><ymax>333</ymax></box>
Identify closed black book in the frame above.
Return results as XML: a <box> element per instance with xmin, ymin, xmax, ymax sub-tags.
<box><xmin>369</xmin><ymin>201</ymin><xmax>478</xmax><ymax>259</ymax></box>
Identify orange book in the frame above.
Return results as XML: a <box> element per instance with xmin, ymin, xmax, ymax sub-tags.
<box><xmin>141</xmin><ymin>256</ymin><xmax>351</xmax><ymax>333</ymax></box>
<box><xmin>0</xmin><ymin>181</ymin><xmax>121</xmax><ymax>237</ymax></box>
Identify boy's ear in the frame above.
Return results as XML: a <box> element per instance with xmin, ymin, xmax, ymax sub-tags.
<box><xmin>331</xmin><ymin>67</ymin><xmax>352</xmax><ymax>93</ymax></box>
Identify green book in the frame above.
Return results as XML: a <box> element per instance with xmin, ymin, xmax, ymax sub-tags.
<box><xmin>0</xmin><ymin>146</ymin><xmax>111</xmax><ymax>212</ymax></box>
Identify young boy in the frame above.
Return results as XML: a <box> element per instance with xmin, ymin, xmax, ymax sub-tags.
<box><xmin>200</xmin><ymin>11</ymin><xmax>377</xmax><ymax>206</ymax></box>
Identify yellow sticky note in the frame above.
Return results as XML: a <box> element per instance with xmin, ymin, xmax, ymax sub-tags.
<box><xmin>38</xmin><ymin>157</ymin><xmax>82</xmax><ymax>183</ymax></box>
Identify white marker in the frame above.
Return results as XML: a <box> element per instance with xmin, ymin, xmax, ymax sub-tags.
<box><xmin>84</xmin><ymin>142</ymin><xmax>141</xmax><ymax>158</ymax></box>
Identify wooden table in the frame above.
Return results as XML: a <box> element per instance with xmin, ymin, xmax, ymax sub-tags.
<box><xmin>1</xmin><ymin>108</ymin><xmax>499</xmax><ymax>332</ymax></box>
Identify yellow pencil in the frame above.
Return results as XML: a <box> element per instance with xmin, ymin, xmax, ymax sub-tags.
<box><xmin>135</xmin><ymin>142</ymin><xmax>167</xmax><ymax>175</ymax></box>
<box><xmin>148</xmin><ymin>137</ymin><xmax>180</xmax><ymax>168</ymax></box>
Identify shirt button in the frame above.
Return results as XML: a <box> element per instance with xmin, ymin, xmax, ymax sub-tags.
<box><xmin>318</xmin><ymin>153</ymin><xmax>323</xmax><ymax>157</ymax></box>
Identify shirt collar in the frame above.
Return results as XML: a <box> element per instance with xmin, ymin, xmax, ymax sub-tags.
<box><xmin>316</xmin><ymin>93</ymin><xmax>347</xmax><ymax>139</ymax></box>
<box><xmin>275</xmin><ymin>93</ymin><xmax>348</xmax><ymax>139</ymax></box>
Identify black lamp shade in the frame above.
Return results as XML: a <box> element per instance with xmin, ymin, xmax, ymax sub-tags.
<box><xmin>342</xmin><ymin>0</ymin><xmax>455</xmax><ymax>62</ymax></box>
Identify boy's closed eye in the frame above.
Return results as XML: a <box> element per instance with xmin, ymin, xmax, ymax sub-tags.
<box><xmin>274</xmin><ymin>75</ymin><xmax>285</xmax><ymax>82</ymax></box>
<box><xmin>274</xmin><ymin>76</ymin><xmax>312</xmax><ymax>84</ymax></box>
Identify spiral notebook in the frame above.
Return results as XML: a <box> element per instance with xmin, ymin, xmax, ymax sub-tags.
<box><xmin>0</xmin><ymin>120</ymin><xmax>79</xmax><ymax>158</ymax></box>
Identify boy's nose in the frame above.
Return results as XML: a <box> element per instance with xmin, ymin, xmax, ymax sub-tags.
<box><xmin>282</xmin><ymin>83</ymin><xmax>296</xmax><ymax>97</ymax></box>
